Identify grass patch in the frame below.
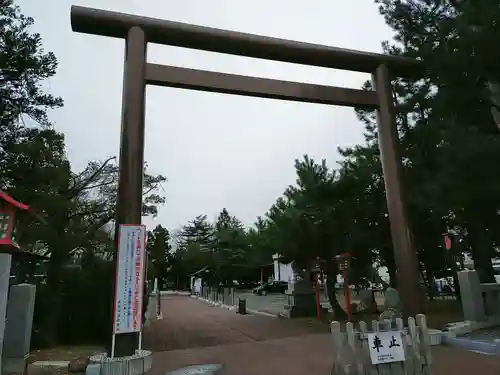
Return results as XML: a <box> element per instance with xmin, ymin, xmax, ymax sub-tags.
<box><xmin>29</xmin><ymin>345</ymin><xmax>104</xmax><ymax>362</ymax></box>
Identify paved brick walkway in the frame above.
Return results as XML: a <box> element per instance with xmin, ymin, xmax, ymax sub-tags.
<box><xmin>144</xmin><ymin>296</ymin><xmax>500</xmax><ymax>375</ymax></box>
<box><xmin>143</xmin><ymin>296</ymin><xmax>325</xmax><ymax>351</ymax></box>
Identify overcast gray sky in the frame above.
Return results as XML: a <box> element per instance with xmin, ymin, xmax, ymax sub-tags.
<box><xmin>17</xmin><ymin>0</ymin><xmax>393</xmax><ymax>231</ymax></box>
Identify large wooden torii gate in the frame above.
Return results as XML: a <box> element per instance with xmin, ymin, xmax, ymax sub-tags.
<box><xmin>70</xmin><ymin>5</ymin><xmax>425</xmax><ymax>356</ymax></box>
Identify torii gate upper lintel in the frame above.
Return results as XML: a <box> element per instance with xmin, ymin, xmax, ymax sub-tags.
<box><xmin>70</xmin><ymin>5</ymin><xmax>425</xmax><ymax>356</ymax></box>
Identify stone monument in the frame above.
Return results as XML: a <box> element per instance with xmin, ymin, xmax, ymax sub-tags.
<box><xmin>457</xmin><ymin>270</ymin><xmax>486</xmax><ymax>322</ymax></box>
<box><xmin>2</xmin><ymin>283</ymin><xmax>37</xmax><ymax>375</ymax></box>
<box><xmin>0</xmin><ymin>253</ymin><xmax>11</xmax><ymax>373</ymax></box>
<box><xmin>378</xmin><ymin>287</ymin><xmax>402</xmax><ymax>321</ymax></box>
<box><xmin>283</xmin><ymin>262</ymin><xmax>317</xmax><ymax>318</ymax></box>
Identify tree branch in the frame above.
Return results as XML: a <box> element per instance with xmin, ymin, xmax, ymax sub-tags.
<box><xmin>68</xmin><ymin>156</ymin><xmax>116</xmax><ymax>198</ymax></box>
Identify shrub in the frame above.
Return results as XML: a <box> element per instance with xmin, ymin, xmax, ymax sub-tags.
<box><xmin>32</xmin><ymin>257</ymin><xmax>151</xmax><ymax>349</ymax></box>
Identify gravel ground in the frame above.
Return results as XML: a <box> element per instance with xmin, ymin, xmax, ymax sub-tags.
<box><xmin>26</xmin><ymin>346</ymin><xmax>104</xmax><ymax>375</ymax></box>
<box><xmin>235</xmin><ymin>290</ymin><xmax>385</xmax><ymax>315</ymax></box>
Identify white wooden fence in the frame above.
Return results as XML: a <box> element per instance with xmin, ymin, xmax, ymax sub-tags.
<box><xmin>331</xmin><ymin>314</ymin><xmax>432</xmax><ymax>375</ymax></box>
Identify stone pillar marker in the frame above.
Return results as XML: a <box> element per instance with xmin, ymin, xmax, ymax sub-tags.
<box><xmin>284</xmin><ymin>262</ymin><xmax>317</xmax><ymax>318</ymax></box>
<box><xmin>457</xmin><ymin>270</ymin><xmax>486</xmax><ymax>322</ymax></box>
<box><xmin>2</xmin><ymin>283</ymin><xmax>37</xmax><ymax>375</ymax></box>
<box><xmin>0</xmin><ymin>253</ymin><xmax>12</xmax><ymax>372</ymax></box>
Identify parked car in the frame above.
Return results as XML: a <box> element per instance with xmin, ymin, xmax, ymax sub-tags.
<box><xmin>493</xmin><ymin>264</ymin><xmax>500</xmax><ymax>284</ymax></box>
<box><xmin>434</xmin><ymin>277</ymin><xmax>455</xmax><ymax>294</ymax></box>
<box><xmin>252</xmin><ymin>280</ymin><xmax>288</xmax><ymax>295</ymax></box>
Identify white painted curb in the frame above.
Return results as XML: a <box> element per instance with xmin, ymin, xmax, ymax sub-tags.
<box><xmin>192</xmin><ymin>295</ymin><xmax>278</xmax><ymax>317</ymax></box>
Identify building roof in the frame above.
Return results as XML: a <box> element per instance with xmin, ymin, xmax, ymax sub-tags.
<box><xmin>0</xmin><ymin>191</ymin><xmax>30</xmax><ymax>211</ymax></box>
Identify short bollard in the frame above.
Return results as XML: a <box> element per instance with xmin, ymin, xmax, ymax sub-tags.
<box><xmin>238</xmin><ymin>298</ymin><xmax>247</xmax><ymax>315</ymax></box>
<box><xmin>156</xmin><ymin>289</ymin><xmax>161</xmax><ymax>316</ymax></box>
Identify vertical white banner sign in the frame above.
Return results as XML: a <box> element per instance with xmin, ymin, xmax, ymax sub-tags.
<box><xmin>113</xmin><ymin>224</ymin><xmax>146</xmax><ymax>334</ymax></box>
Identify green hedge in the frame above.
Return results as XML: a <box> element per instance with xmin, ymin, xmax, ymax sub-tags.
<box><xmin>32</xmin><ymin>259</ymin><xmax>149</xmax><ymax>348</ymax></box>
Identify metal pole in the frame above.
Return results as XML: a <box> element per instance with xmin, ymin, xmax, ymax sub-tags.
<box><xmin>372</xmin><ymin>64</ymin><xmax>423</xmax><ymax>317</ymax></box>
<box><xmin>112</xmin><ymin>26</ymin><xmax>147</xmax><ymax>357</ymax></box>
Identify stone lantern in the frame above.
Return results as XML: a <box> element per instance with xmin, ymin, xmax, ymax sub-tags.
<box><xmin>0</xmin><ymin>191</ymin><xmax>43</xmax><ymax>374</ymax></box>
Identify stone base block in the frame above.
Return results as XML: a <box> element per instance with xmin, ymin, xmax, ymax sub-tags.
<box><xmin>428</xmin><ymin>329</ymin><xmax>443</xmax><ymax>346</ymax></box>
<box><xmin>443</xmin><ymin>317</ymin><xmax>500</xmax><ymax>336</ymax></box>
<box><xmin>2</xmin><ymin>354</ymin><xmax>29</xmax><ymax>375</ymax></box>
<box><xmin>89</xmin><ymin>350</ymin><xmax>152</xmax><ymax>375</ymax></box>
<box><xmin>283</xmin><ymin>292</ymin><xmax>317</xmax><ymax>318</ymax></box>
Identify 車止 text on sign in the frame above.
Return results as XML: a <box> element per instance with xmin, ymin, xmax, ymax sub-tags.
<box><xmin>113</xmin><ymin>224</ymin><xmax>146</xmax><ymax>334</ymax></box>
<box><xmin>367</xmin><ymin>330</ymin><xmax>405</xmax><ymax>365</ymax></box>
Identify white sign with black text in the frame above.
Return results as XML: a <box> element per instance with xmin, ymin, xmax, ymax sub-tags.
<box><xmin>367</xmin><ymin>330</ymin><xmax>405</xmax><ymax>365</ymax></box>
<box><xmin>113</xmin><ymin>224</ymin><xmax>146</xmax><ymax>334</ymax></box>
